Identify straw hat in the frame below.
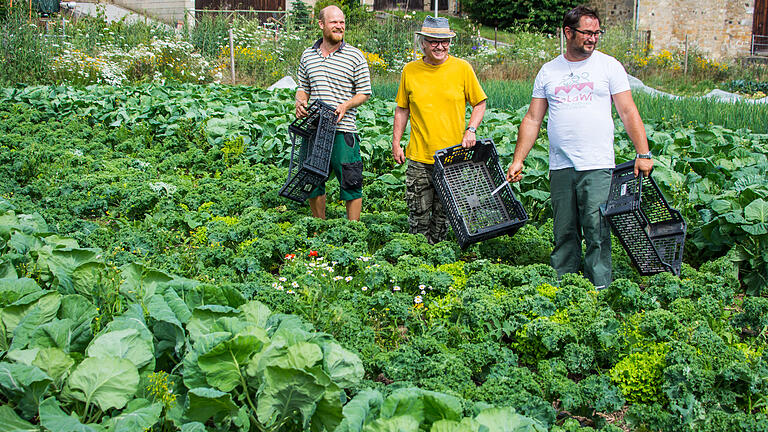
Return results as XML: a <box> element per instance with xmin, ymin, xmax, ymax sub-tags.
<box><xmin>415</xmin><ymin>16</ymin><xmax>456</xmax><ymax>39</ymax></box>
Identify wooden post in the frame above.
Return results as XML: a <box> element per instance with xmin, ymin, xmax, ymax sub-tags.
<box><xmin>494</xmin><ymin>26</ymin><xmax>497</xmax><ymax>49</ymax></box>
<box><xmin>683</xmin><ymin>34</ymin><xmax>689</xmax><ymax>75</ymax></box>
<box><xmin>560</xmin><ymin>27</ymin><xmax>564</xmax><ymax>55</ymax></box>
<box><xmin>229</xmin><ymin>28</ymin><xmax>236</xmax><ymax>84</ymax></box>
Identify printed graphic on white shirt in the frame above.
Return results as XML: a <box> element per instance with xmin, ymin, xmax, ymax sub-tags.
<box><xmin>553</xmin><ymin>72</ymin><xmax>594</xmax><ymax>107</ymax></box>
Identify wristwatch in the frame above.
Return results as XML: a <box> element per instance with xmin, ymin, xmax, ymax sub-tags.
<box><xmin>466</xmin><ymin>126</ymin><xmax>476</xmax><ymax>133</ymax></box>
<box><xmin>636</xmin><ymin>151</ymin><xmax>652</xmax><ymax>159</ymax></box>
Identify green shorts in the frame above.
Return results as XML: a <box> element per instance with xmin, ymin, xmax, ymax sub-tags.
<box><xmin>308</xmin><ymin>132</ymin><xmax>363</xmax><ymax>201</ymax></box>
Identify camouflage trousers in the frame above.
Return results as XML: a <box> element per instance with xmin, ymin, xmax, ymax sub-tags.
<box><xmin>406</xmin><ymin>160</ymin><xmax>448</xmax><ymax>244</ymax></box>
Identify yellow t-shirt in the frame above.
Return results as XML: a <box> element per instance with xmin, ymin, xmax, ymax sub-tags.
<box><xmin>395</xmin><ymin>55</ymin><xmax>487</xmax><ymax>164</ymax></box>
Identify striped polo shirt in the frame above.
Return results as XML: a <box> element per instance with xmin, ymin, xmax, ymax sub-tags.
<box><xmin>297</xmin><ymin>38</ymin><xmax>372</xmax><ymax>133</ymax></box>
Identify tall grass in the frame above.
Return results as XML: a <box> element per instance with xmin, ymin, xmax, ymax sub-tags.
<box><xmin>373</xmin><ymin>79</ymin><xmax>768</xmax><ymax>133</ymax></box>
<box><xmin>481</xmin><ymin>80</ymin><xmax>534</xmax><ymax>110</ymax></box>
<box><xmin>633</xmin><ymin>93</ymin><xmax>768</xmax><ymax>134</ymax></box>
<box><xmin>0</xmin><ymin>7</ymin><xmax>52</xmax><ymax>85</ymax></box>
<box><xmin>186</xmin><ymin>13</ymin><xmax>230</xmax><ymax>59</ymax></box>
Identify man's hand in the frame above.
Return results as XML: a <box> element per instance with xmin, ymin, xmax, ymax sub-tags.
<box><xmin>461</xmin><ymin>130</ymin><xmax>476</xmax><ymax>149</ymax></box>
<box><xmin>335</xmin><ymin>102</ymin><xmax>349</xmax><ymax>123</ymax></box>
<box><xmin>634</xmin><ymin>158</ymin><xmax>653</xmax><ymax>177</ymax></box>
<box><xmin>392</xmin><ymin>142</ymin><xmax>405</xmax><ymax>165</ymax></box>
<box><xmin>295</xmin><ymin>98</ymin><xmax>308</xmax><ymax>118</ymax></box>
<box><xmin>506</xmin><ymin>160</ymin><xmax>524</xmax><ymax>183</ymax></box>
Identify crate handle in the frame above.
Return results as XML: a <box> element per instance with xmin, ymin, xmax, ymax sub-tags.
<box><xmin>635</xmin><ymin>165</ymin><xmax>654</xmax><ymax>203</ymax></box>
<box><xmin>285</xmin><ymin>131</ymin><xmax>302</xmax><ymax>178</ymax></box>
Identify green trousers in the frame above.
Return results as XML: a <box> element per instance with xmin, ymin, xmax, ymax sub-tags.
<box><xmin>549</xmin><ymin>168</ymin><xmax>612</xmax><ymax>288</ymax></box>
<box><xmin>308</xmin><ymin>132</ymin><xmax>363</xmax><ymax>201</ymax></box>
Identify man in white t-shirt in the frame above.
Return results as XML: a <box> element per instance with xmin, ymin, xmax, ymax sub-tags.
<box><xmin>506</xmin><ymin>5</ymin><xmax>653</xmax><ymax>289</ymax></box>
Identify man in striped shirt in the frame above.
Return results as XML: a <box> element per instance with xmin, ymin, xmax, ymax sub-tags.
<box><xmin>295</xmin><ymin>5</ymin><xmax>372</xmax><ymax>221</ymax></box>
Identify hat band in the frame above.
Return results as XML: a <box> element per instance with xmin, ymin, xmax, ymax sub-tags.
<box><xmin>420</xmin><ymin>26</ymin><xmax>454</xmax><ymax>35</ymax></box>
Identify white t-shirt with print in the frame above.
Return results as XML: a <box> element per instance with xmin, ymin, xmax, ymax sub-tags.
<box><xmin>532</xmin><ymin>50</ymin><xmax>631</xmax><ymax>171</ymax></box>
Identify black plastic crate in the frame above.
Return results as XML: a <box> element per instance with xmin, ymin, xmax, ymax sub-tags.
<box><xmin>432</xmin><ymin>138</ymin><xmax>528</xmax><ymax>249</ymax></box>
<box><xmin>600</xmin><ymin>160</ymin><xmax>686</xmax><ymax>275</ymax></box>
<box><xmin>279</xmin><ymin>101</ymin><xmax>337</xmax><ymax>203</ymax></box>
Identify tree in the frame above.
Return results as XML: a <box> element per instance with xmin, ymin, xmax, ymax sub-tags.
<box><xmin>463</xmin><ymin>0</ymin><xmax>580</xmax><ymax>34</ymax></box>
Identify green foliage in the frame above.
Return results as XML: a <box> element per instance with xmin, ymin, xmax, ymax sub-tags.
<box><xmin>0</xmin><ymin>7</ymin><xmax>52</xmax><ymax>85</ymax></box>
<box><xmin>337</xmin><ymin>392</ymin><xmax>547</xmax><ymax>432</ymax></box>
<box><xmin>378</xmin><ymin>336</ymin><xmax>474</xmax><ymax>394</ymax></box>
<box><xmin>562</xmin><ymin>342</ymin><xmax>595</xmax><ymax>375</ymax></box>
<box><xmin>726</xmin><ymin>79</ymin><xmax>768</xmax><ymax>95</ymax></box>
<box><xmin>186</xmin><ymin>13</ymin><xmax>229</xmax><ymax>59</ymax></box>
<box><xmin>732</xmin><ymin>297</ymin><xmax>768</xmax><ymax>333</ymax></box>
<box><xmin>601</xmin><ymin>278</ymin><xmax>658</xmax><ymax>315</ymax></box>
<box><xmin>470</xmin><ymin>381</ymin><xmax>556</xmax><ymax>428</ymax></box>
<box><xmin>356</xmin><ymin>15</ymin><xmax>417</xmax><ymax>75</ymax></box>
<box><xmin>475</xmin><ymin>224</ymin><xmax>551</xmax><ymax>266</ymax></box>
<box><xmin>463</xmin><ymin>0</ymin><xmax>579</xmax><ymax>33</ymax></box>
<box><xmin>374</xmin><ymin>233</ymin><xmax>459</xmax><ymax>267</ymax></box>
<box><xmin>312</xmin><ymin>0</ymin><xmax>371</xmax><ymax>27</ymax></box>
<box><xmin>633</xmin><ymin>92</ymin><xmax>768</xmax><ymax>133</ymax></box>
<box><xmin>2</xmin><ymin>84</ymin><xmax>768</xmax><ymax>430</ymax></box>
<box><xmin>290</xmin><ymin>0</ymin><xmax>312</xmax><ymax>29</ymax></box>
<box><xmin>609</xmin><ymin>342</ymin><xmax>668</xmax><ymax>405</ymax></box>
<box><xmin>638</xmin><ymin>309</ymin><xmax>680</xmax><ymax>342</ymax></box>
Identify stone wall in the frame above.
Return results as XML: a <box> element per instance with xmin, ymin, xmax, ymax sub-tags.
<box><xmin>587</xmin><ymin>0</ymin><xmax>634</xmax><ymax>28</ymax></box>
<box><xmin>113</xmin><ymin>0</ymin><xmax>194</xmax><ymax>25</ymax></box>
<box><xmin>591</xmin><ymin>0</ymin><xmax>756</xmax><ymax>60</ymax></box>
<box><xmin>637</xmin><ymin>0</ymin><xmax>754</xmax><ymax>60</ymax></box>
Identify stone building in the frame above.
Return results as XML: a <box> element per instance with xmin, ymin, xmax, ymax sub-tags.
<box><xmin>372</xmin><ymin>0</ymin><xmax>457</xmax><ymax>14</ymax></box>
<box><xmin>589</xmin><ymin>0</ymin><xmax>768</xmax><ymax>60</ymax></box>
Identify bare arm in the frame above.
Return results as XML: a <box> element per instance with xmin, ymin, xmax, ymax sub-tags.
<box><xmin>392</xmin><ymin>106</ymin><xmax>410</xmax><ymax>165</ymax></box>
<box><xmin>507</xmin><ymin>98</ymin><xmax>548</xmax><ymax>182</ymax></box>
<box><xmin>461</xmin><ymin>99</ymin><xmax>487</xmax><ymax>148</ymax></box>
<box><xmin>613</xmin><ymin>90</ymin><xmax>652</xmax><ymax>177</ymax></box>
<box><xmin>335</xmin><ymin>93</ymin><xmax>371</xmax><ymax>123</ymax></box>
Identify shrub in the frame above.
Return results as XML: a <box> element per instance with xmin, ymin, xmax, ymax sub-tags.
<box><xmin>312</xmin><ymin>0</ymin><xmax>371</xmax><ymax>28</ymax></box>
<box><xmin>463</xmin><ymin>0</ymin><xmax>580</xmax><ymax>33</ymax></box>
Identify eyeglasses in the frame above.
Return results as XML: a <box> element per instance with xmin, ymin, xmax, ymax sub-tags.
<box><xmin>424</xmin><ymin>39</ymin><xmax>451</xmax><ymax>47</ymax></box>
<box><xmin>569</xmin><ymin>27</ymin><xmax>605</xmax><ymax>38</ymax></box>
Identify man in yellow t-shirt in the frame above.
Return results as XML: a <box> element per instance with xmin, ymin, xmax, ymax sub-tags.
<box><xmin>392</xmin><ymin>16</ymin><xmax>487</xmax><ymax>244</ymax></box>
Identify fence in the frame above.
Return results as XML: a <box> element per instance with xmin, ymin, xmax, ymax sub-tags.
<box><xmin>185</xmin><ymin>8</ymin><xmax>288</xmax><ymax>27</ymax></box>
<box><xmin>752</xmin><ymin>34</ymin><xmax>768</xmax><ymax>56</ymax></box>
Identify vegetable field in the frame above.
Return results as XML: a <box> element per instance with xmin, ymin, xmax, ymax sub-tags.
<box><xmin>1</xmin><ymin>84</ymin><xmax>767</xmax><ymax>432</ymax></box>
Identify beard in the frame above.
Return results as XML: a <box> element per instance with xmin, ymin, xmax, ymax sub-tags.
<box><xmin>325</xmin><ymin>29</ymin><xmax>344</xmax><ymax>43</ymax></box>
<box><xmin>567</xmin><ymin>42</ymin><xmax>596</xmax><ymax>59</ymax></box>
<box><xmin>576</xmin><ymin>42</ymin><xmax>596</xmax><ymax>55</ymax></box>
